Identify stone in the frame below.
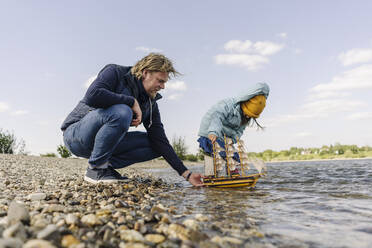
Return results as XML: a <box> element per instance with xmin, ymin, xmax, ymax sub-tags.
<box><xmin>119</xmin><ymin>229</ymin><xmax>145</xmax><ymax>242</ymax></box>
<box><xmin>61</xmin><ymin>235</ymin><xmax>80</xmax><ymax>247</ymax></box>
<box><xmin>65</xmin><ymin>214</ymin><xmax>78</xmax><ymax>225</ymax></box>
<box><xmin>23</xmin><ymin>239</ymin><xmax>57</xmax><ymax>248</ymax></box>
<box><xmin>183</xmin><ymin>219</ymin><xmax>200</xmax><ymax>231</ymax></box>
<box><xmin>42</xmin><ymin>204</ymin><xmax>64</xmax><ymax>213</ymax></box>
<box><xmin>27</xmin><ymin>193</ymin><xmax>47</xmax><ymax>201</ymax></box>
<box><xmin>145</xmin><ymin>234</ymin><xmax>165</xmax><ymax>244</ymax></box>
<box><xmin>32</xmin><ymin>217</ymin><xmax>49</xmax><ymax>229</ymax></box>
<box><xmin>81</xmin><ymin>214</ymin><xmax>102</xmax><ymax>226</ymax></box>
<box><xmin>37</xmin><ymin>224</ymin><xmax>60</xmax><ymax>242</ymax></box>
<box><xmin>0</xmin><ymin>238</ymin><xmax>23</xmax><ymax>248</ymax></box>
<box><xmin>7</xmin><ymin>201</ymin><xmax>30</xmax><ymax>225</ymax></box>
<box><xmin>0</xmin><ymin>217</ymin><xmax>9</xmax><ymax>227</ymax></box>
<box><xmin>2</xmin><ymin>222</ymin><xmax>27</xmax><ymax>242</ymax></box>
<box><xmin>211</xmin><ymin>236</ymin><xmax>243</xmax><ymax>245</ymax></box>
<box><xmin>195</xmin><ymin>214</ymin><xmax>208</xmax><ymax>222</ymax></box>
<box><xmin>150</xmin><ymin>205</ymin><xmax>166</xmax><ymax>214</ymax></box>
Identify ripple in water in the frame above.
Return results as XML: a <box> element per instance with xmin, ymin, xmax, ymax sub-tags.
<box><xmin>146</xmin><ymin>159</ymin><xmax>372</xmax><ymax>248</ymax></box>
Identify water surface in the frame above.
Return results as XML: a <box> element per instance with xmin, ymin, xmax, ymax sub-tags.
<box><xmin>146</xmin><ymin>159</ymin><xmax>372</xmax><ymax>248</ymax></box>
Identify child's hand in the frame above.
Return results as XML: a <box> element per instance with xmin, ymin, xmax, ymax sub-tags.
<box><xmin>208</xmin><ymin>134</ymin><xmax>217</xmax><ymax>144</ymax></box>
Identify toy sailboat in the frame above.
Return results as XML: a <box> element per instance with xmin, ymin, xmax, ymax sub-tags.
<box><xmin>203</xmin><ymin>135</ymin><xmax>266</xmax><ymax>188</ymax></box>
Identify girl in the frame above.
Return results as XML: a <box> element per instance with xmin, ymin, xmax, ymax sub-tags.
<box><xmin>197</xmin><ymin>82</ymin><xmax>270</xmax><ymax>175</ymax></box>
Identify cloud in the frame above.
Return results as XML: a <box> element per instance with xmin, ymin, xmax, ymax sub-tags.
<box><xmin>347</xmin><ymin>112</ymin><xmax>372</xmax><ymax>120</ymax></box>
<box><xmin>163</xmin><ymin>80</ymin><xmax>187</xmax><ymax>100</ymax></box>
<box><xmin>215</xmin><ymin>54</ymin><xmax>269</xmax><ymax>71</ymax></box>
<box><xmin>166</xmin><ymin>80</ymin><xmax>187</xmax><ymax>91</ymax></box>
<box><xmin>84</xmin><ymin>75</ymin><xmax>97</xmax><ymax>88</ymax></box>
<box><xmin>310</xmin><ymin>64</ymin><xmax>372</xmax><ymax>93</ymax></box>
<box><xmin>11</xmin><ymin>110</ymin><xmax>28</xmax><ymax>116</ymax></box>
<box><xmin>216</xmin><ymin>39</ymin><xmax>284</xmax><ymax>70</ymax></box>
<box><xmin>222</xmin><ymin>40</ymin><xmax>284</xmax><ymax>56</ymax></box>
<box><xmin>338</xmin><ymin>48</ymin><xmax>372</xmax><ymax>66</ymax></box>
<box><xmin>268</xmin><ymin>51</ymin><xmax>372</xmax><ymax>127</ymax></box>
<box><xmin>301</xmin><ymin>99</ymin><xmax>365</xmax><ymax>116</ymax></box>
<box><xmin>253</xmin><ymin>41</ymin><xmax>284</xmax><ymax>56</ymax></box>
<box><xmin>265</xmin><ymin>113</ymin><xmax>314</xmax><ymax>127</ymax></box>
<box><xmin>267</xmin><ymin>98</ymin><xmax>365</xmax><ymax>127</ymax></box>
<box><xmin>168</xmin><ymin>94</ymin><xmax>182</xmax><ymax>100</ymax></box>
<box><xmin>307</xmin><ymin>91</ymin><xmax>350</xmax><ymax>100</ymax></box>
<box><xmin>224</xmin><ymin>40</ymin><xmax>253</xmax><ymax>53</ymax></box>
<box><xmin>0</xmin><ymin>102</ymin><xmax>10</xmax><ymax>112</ymax></box>
<box><xmin>277</xmin><ymin>32</ymin><xmax>288</xmax><ymax>39</ymax></box>
<box><xmin>135</xmin><ymin>46</ymin><xmax>162</xmax><ymax>53</ymax></box>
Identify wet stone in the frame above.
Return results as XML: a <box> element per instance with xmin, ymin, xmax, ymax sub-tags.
<box><xmin>183</xmin><ymin>219</ymin><xmax>200</xmax><ymax>231</ymax></box>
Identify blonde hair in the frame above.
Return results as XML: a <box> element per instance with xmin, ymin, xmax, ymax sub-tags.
<box><xmin>131</xmin><ymin>53</ymin><xmax>180</xmax><ymax>80</ymax></box>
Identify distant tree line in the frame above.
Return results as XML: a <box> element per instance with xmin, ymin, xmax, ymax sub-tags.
<box><xmin>2</xmin><ymin>129</ymin><xmax>371</xmax><ymax>162</ymax></box>
<box><xmin>248</xmin><ymin>143</ymin><xmax>372</xmax><ymax>161</ymax></box>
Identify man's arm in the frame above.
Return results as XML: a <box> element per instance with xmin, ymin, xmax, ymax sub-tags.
<box><xmin>144</xmin><ymin>104</ymin><xmax>203</xmax><ymax>186</ymax></box>
<box><xmin>84</xmin><ymin>64</ymin><xmax>135</xmax><ymax>108</ymax></box>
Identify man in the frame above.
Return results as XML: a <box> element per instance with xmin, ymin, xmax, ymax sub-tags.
<box><xmin>61</xmin><ymin>53</ymin><xmax>203</xmax><ymax>186</ymax></box>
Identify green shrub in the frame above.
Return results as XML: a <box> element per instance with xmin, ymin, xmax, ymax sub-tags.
<box><xmin>57</xmin><ymin>144</ymin><xmax>72</xmax><ymax>158</ymax></box>
<box><xmin>171</xmin><ymin>135</ymin><xmax>187</xmax><ymax>160</ymax></box>
<box><xmin>0</xmin><ymin>129</ymin><xmax>26</xmax><ymax>154</ymax></box>
<box><xmin>40</xmin><ymin>153</ymin><xmax>57</xmax><ymax>157</ymax></box>
<box><xmin>185</xmin><ymin>154</ymin><xmax>198</xmax><ymax>162</ymax></box>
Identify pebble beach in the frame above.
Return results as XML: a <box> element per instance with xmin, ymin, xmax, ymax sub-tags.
<box><xmin>0</xmin><ymin>154</ymin><xmax>257</xmax><ymax>248</ymax></box>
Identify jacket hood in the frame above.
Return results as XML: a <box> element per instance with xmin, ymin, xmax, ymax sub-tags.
<box><xmin>234</xmin><ymin>82</ymin><xmax>270</xmax><ymax>104</ymax></box>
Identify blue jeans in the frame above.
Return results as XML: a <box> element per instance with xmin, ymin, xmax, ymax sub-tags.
<box><xmin>63</xmin><ymin>104</ymin><xmax>160</xmax><ymax>169</ymax></box>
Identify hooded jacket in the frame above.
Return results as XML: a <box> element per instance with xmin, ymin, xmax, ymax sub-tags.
<box><xmin>61</xmin><ymin>64</ymin><xmax>188</xmax><ymax>175</ymax></box>
<box><xmin>198</xmin><ymin>82</ymin><xmax>270</xmax><ymax>142</ymax></box>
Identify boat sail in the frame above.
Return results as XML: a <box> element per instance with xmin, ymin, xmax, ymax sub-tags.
<box><xmin>203</xmin><ymin>135</ymin><xmax>266</xmax><ymax>188</ymax></box>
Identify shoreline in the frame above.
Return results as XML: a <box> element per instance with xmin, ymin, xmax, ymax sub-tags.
<box><xmin>266</xmin><ymin>156</ymin><xmax>372</xmax><ymax>164</ymax></box>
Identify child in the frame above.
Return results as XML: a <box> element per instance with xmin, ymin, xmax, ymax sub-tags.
<box><xmin>197</xmin><ymin>82</ymin><xmax>270</xmax><ymax>176</ymax></box>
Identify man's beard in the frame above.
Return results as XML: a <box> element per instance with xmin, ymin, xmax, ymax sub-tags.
<box><xmin>149</xmin><ymin>91</ymin><xmax>157</xmax><ymax>99</ymax></box>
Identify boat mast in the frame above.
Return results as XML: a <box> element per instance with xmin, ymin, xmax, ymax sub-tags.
<box><xmin>224</xmin><ymin>134</ymin><xmax>231</xmax><ymax>177</ymax></box>
<box><xmin>212</xmin><ymin>141</ymin><xmax>217</xmax><ymax>177</ymax></box>
<box><xmin>236</xmin><ymin>136</ymin><xmax>245</xmax><ymax>176</ymax></box>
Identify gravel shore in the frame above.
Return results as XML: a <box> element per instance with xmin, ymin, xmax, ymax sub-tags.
<box><xmin>0</xmin><ymin>154</ymin><xmax>236</xmax><ymax>248</ymax></box>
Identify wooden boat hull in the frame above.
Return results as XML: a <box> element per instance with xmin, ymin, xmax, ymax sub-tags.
<box><xmin>203</xmin><ymin>174</ymin><xmax>261</xmax><ymax>188</ymax></box>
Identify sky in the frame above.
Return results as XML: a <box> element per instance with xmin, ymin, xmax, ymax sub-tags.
<box><xmin>1</xmin><ymin>0</ymin><xmax>372</xmax><ymax>156</ymax></box>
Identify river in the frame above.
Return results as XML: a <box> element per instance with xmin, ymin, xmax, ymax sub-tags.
<box><xmin>145</xmin><ymin>158</ymin><xmax>372</xmax><ymax>248</ymax></box>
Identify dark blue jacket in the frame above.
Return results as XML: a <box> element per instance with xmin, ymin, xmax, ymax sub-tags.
<box><xmin>61</xmin><ymin>64</ymin><xmax>188</xmax><ymax>175</ymax></box>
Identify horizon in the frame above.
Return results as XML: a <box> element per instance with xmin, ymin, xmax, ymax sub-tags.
<box><xmin>1</xmin><ymin>1</ymin><xmax>372</xmax><ymax>156</ymax></box>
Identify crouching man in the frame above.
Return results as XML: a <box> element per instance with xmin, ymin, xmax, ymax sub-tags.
<box><xmin>61</xmin><ymin>53</ymin><xmax>203</xmax><ymax>186</ymax></box>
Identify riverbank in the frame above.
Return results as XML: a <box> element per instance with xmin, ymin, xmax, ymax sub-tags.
<box><xmin>266</xmin><ymin>156</ymin><xmax>372</xmax><ymax>164</ymax></box>
<box><xmin>0</xmin><ymin>154</ymin><xmax>252</xmax><ymax>248</ymax></box>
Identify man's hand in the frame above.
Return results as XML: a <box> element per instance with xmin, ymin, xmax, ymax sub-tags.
<box><xmin>208</xmin><ymin>134</ymin><xmax>217</xmax><ymax>144</ymax></box>
<box><xmin>131</xmin><ymin>99</ymin><xmax>142</xmax><ymax>127</ymax></box>
<box><xmin>188</xmin><ymin>173</ymin><xmax>204</xmax><ymax>187</ymax></box>
<box><xmin>182</xmin><ymin>170</ymin><xmax>204</xmax><ymax>187</ymax></box>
